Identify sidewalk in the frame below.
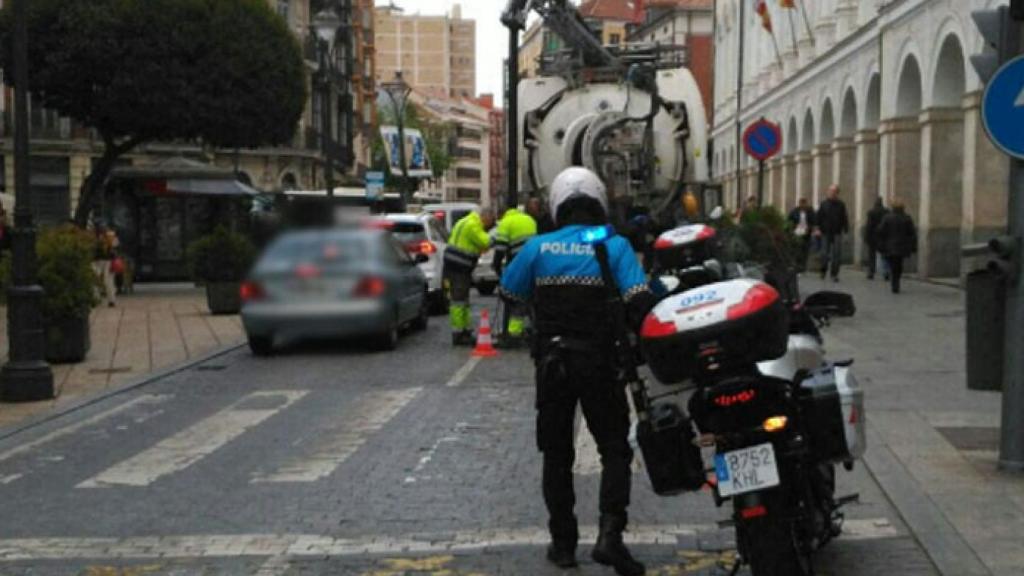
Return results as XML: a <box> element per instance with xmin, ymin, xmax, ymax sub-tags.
<box><xmin>801</xmin><ymin>270</ymin><xmax>1024</xmax><ymax>576</ymax></box>
<box><xmin>0</xmin><ymin>283</ymin><xmax>245</xmax><ymax>431</ymax></box>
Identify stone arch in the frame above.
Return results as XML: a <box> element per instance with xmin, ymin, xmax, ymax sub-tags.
<box><xmin>820</xmin><ymin>99</ymin><xmax>836</xmax><ymax>143</ymax></box>
<box><xmin>800</xmin><ymin>108</ymin><xmax>815</xmax><ymax>151</ymax></box>
<box><xmin>280</xmin><ymin>172</ymin><xmax>299</xmax><ymax>191</ymax></box>
<box><xmin>932</xmin><ymin>34</ymin><xmax>966</xmax><ymax>108</ymax></box>
<box><xmin>840</xmin><ymin>88</ymin><xmax>858</xmax><ymax>138</ymax></box>
<box><xmin>864</xmin><ymin>74</ymin><xmax>881</xmax><ymax>129</ymax></box>
<box><xmin>786</xmin><ymin>117</ymin><xmax>799</xmax><ymax>154</ymax></box>
<box><xmin>896</xmin><ymin>54</ymin><xmax>923</xmax><ymax>118</ymax></box>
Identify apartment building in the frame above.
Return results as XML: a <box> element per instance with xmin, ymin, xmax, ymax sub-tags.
<box><xmin>411</xmin><ymin>89</ymin><xmax>492</xmax><ymax>208</ymax></box>
<box><xmin>374</xmin><ymin>3</ymin><xmax>477</xmax><ymax>99</ymax></box>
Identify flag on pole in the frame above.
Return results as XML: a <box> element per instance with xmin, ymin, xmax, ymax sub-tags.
<box><xmin>779</xmin><ymin>0</ymin><xmax>796</xmax><ymax>8</ymax></box>
<box><xmin>756</xmin><ymin>0</ymin><xmax>772</xmax><ymax>32</ymax></box>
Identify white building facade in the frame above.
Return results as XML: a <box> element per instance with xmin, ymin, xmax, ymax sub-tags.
<box><xmin>712</xmin><ymin>0</ymin><xmax>1010</xmax><ymax>278</ymax></box>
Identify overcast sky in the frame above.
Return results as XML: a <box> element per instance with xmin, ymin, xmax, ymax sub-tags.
<box><xmin>375</xmin><ymin>0</ymin><xmax>554</xmax><ymax>108</ymax></box>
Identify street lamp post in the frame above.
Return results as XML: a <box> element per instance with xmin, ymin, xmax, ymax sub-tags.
<box><xmin>382</xmin><ymin>71</ymin><xmax>415</xmax><ymax>205</ymax></box>
<box><xmin>312</xmin><ymin>8</ymin><xmax>342</xmax><ymax>198</ymax></box>
<box><xmin>0</xmin><ymin>0</ymin><xmax>54</xmax><ymax>402</ymax></box>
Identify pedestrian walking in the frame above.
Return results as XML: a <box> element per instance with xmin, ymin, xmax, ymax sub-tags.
<box><xmin>443</xmin><ymin>208</ymin><xmax>496</xmax><ymax>346</ymax></box>
<box><xmin>876</xmin><ymin>198</ymin><xmax>917</xmax><ymax>294</ymax></box>
<box><xmin>93</xmin><ymin>224</ymin><xmax>120</xmax><ymax>307</ymax></box>
<box><xmin>492</xmin><ymin>205</ymin><xmax>537</xmax><ymax>348</ymax></box>
<box><xmin>527</xmin><ymin>197</ymin><xmax>556</xmax><ymax>235</ymax></box>
<box><xmin>787</xmin><ymin>197</ymin><xmax>816</xmax><ymax>272</ymax></box>
<box><xmin>816</xmin><ymin>185</ymin><xmax>850</xmax><ymax>282</ymax></box>
<box><xmin>499</xmin><ymin>167</ymin><xmax>652</xmax><ymax>576</ymax></box>
<box><xmin>864</xmin><ymin>196</ymin><xmax>889</xmax><ymax>280</ymax></box>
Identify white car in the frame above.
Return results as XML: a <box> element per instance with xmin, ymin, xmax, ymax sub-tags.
<box><xmin>376</xmin><ymin>213</ymin><xmax>449</xmax><ymax>313</ymax></box>
<box><xmin>423</xmin><ymin>202</ymin><xmax>499</xmax><ymax>296</ymax></box>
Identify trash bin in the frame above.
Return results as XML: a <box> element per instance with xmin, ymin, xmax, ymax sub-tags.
<box><xmin>966</xmin><ymin>269</ymin><xmax>1006</xmax><ymax>392</ymax></box>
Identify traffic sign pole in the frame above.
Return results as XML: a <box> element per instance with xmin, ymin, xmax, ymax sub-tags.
<box><xmin>757</xmin><ymin>160</ymin><xmax>765</xmax><ymax>208</ymax></box>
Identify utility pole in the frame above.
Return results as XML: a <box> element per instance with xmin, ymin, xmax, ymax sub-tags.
<box><xmin>734</xmin><ymin>0</ymin><xmax>746</xmax><ymax>209</ymax></box>
<box><xmin>970</xmin><ymin>1</ymin><xmax>1024</xmax><ymax>471</ymax></box>
<box><xmin>0</xmin><ymin>0</ymin><xmax>55</xmax><ymax>402</ymax></box>
<box><xmin>502</xmin><ymin>7</ymin><xmax>522</xmax><ymax>212</ymax></box>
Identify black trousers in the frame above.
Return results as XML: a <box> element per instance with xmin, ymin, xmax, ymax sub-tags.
<box><xmin>535</xmin><ymin>348</ymin><xmax>633</xmax><ymax>545</ymax></box>
<box><xmin>867</xmin><ymin>245</ymin><xmax>878</xmax><ymax>277</ymax></box>
<box><xmin>886</xmin><ymin>256</ymin><xmax>904</xmax><ymax>293</ymax></box>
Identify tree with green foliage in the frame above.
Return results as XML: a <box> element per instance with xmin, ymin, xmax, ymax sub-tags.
<box><xmin>0</xmin><ymin>0</ymin><xmax>307</xmax><ymax>226</ymax></box>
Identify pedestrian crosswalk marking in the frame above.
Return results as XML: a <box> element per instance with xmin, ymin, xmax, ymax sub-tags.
<box><xmin>252</xmin><ymin>387</ymin><xmax>422</xmax><ymax>484</ymax></box>
<box><xmin>77</xmin><ymin>391</ymin><xmax>307</xmax><ymax>488</ymax></box>
<box><xmin>0</xmin><ymin>394</ymin><xmax>171</xmax><ymax>467</ymax></box>
<box><xmin>0</xmin><ymin>519</ymin><xmax>900</xmax><ymax>562</ymax></box>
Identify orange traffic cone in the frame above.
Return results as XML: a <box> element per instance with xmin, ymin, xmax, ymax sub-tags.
<box><xmin>472</xmin><ymin>309</ymin><xmax>499</xmax><ymax>357</ymax></box>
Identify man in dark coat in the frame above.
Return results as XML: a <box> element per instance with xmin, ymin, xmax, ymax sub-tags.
<box><xmin>865</xmin><ymin>197</ymin><xmax>889</xmax><ymax>280</ymax></box>
<box><xmin>817</xmin><ymin>185</ymin><xmax>850</xmax><ymax>282</ymax></box>
<box><xmin>527</xmin><ymin>197</ymin><xmax>557</xmax><ymax>234</ymax></box>
<box><xmin>787</xmin><ymin>197</ymin><xmax>816</xmax><ymax>272</ymax></box>
<box><xmin>876</xmin><ymin>198</ymin><xmax>917</xmax><ymax>294</ymax></box>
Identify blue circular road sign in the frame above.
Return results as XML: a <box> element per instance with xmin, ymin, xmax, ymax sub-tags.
<box><xmin>743</xmin><ymin>119</ymin><xmax>782</xmax><ymax>162</ymax></box>
<box><xmin>983</xmin><ymin>54</ymin><xmax>1024</xmax><ymax>160</ymax></box>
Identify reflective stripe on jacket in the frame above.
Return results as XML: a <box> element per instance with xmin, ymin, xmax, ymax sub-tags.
<box><xmin>444</xmin><ymin>212</ymin><xmax>491</xmax><ymax>272</ymax></box>
<box><xmin>495</xmin><ymin>208</ymin><xmax>538</xmax><ymax>259</ymax></box>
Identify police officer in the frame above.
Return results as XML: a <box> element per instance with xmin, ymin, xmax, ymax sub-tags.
<box><xmin>493</xmin><ymin>205</ymin><xmax>538</xmax><ymax>347</ymax></box>
<box><xmin>444</xmin><ymin>208</ymin><xmax>496</xmax><ymax>346</ymax></box>
<box><xmin>499</xmin><ymin>168</ymin><xmax>652</xmax><ymax>576</ymax></box>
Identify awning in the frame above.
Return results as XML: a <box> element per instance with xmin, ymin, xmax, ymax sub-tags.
<box><xmin>166</xmin><ymin>178</ymin><xmax>259</xmax><ymax>197</ymax></box>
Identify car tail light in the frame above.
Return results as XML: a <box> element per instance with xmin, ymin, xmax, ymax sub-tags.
<box><xmin>406</xmin><ymin>240</ymin><xmax>437</xmax><ymax>255</ymax></box>
<box><xmin>353</xmin><ymin>276</ymin><xmax>387</xmax><ymax>298</ymax></box>
<box><xmin>640</xmin><ymin>314</ymin><xmax>676</xmax><ymax>338</ymax></box>
<box><xmin>240</xmin><ymin>281</ymin><xmax>265</xmax><ymax>302</ymax></box>
<box><xmin>364</xmin><ymin>219</ymin><xmax>394</xmax><ymax>230</ymax></box>
<box><xmin>433</xmin><ymin>211</ymin><xmax>446</xmax><ymax>222</ymax></box>
<box><xmin>726</xmin><ymin>283</ymin><xmax>779</xmax><ymax>320</ymax></box>
<box><xmin>294</xmin><ymin>263</ymin><xmax>321</xmax><ymax>279</ymax></box>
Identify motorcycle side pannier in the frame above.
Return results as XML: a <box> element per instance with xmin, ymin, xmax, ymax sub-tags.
<box><xmin>798</xmin><ymin>364</ymin><xmax>867</xmax><ymax>463</ymax></box>
<box><xmin>653</xmin><ymin>224</ymin><xmax>717</xmax><ymax>271</ymax></box>
<box><xmin>641</xmin><ymin>279</ymin><xmax>789</xmax><ymax>384</ymax></box>
<box><xmin>636</xmin><ymin>402</ymin><xmax>707</xmax><ymax>495</ymax></box>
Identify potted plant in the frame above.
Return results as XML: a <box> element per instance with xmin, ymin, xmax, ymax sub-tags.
<box><xmin>0</xmin><ymin>225</ymin><xmax>99</xmax><ymax>363</ymax></box>
<box><xmin>187</xmin><ymin>226</ymin><xmax>256</xmax><ymax>315</ymax></box>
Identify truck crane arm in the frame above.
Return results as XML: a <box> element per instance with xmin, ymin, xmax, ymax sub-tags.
<box><xmin>501</xmin><ymin>0</ymin><xmax>618</xmax><ymax>68</ymax></box>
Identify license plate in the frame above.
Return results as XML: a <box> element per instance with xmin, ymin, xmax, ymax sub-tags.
<box><xmin>714</xmin><ymin>443</ymin><xmax>780</xmax><ymax>497</ymax></box>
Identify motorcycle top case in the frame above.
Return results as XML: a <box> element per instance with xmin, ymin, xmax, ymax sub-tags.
<box><xmin>653</xmin><ymin>225</ymin><xmax>717</xmax><ymax>271</ymax></box>
<box><xmin>798</xmin><ymin>364</ymin><xmax>867</xmax><ymax>463</ymax></box>
<box><xmin>637</xmin><ymin>402</ymin><xmax>706</xmax><ymax>495</ymax></box>
<box><xmin>641</xmin><ymin>279</ymin><xmax>788</xmax><ymax>384</ymax></box>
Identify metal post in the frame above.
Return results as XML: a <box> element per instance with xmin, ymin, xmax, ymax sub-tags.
<box><xmin>734</xmin><ymin>0</ymin><xmax>746</xmax><ymax>210</ymax></box>
<box><xmin>0</xmin><ymin>0</ymin><xmax>54</xmax><ymax>402</ymax></box>
<box><xmin>506</xmin><ymin>24</ymin><xmax>520</xmax><ymax>210</ymax></box>
<box><xmin>757</xmin><ymin>159</ymin><xmax>765</xmax><ymax>208</ymax></box>
<box><xmin>319</xmin><ymin>42</ymin><xmax>335</xmax><ymax>198</ymax></box>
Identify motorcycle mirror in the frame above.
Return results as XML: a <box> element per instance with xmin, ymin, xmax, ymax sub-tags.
<box><xmin>659</xmin><ymin>275</ymin><xmax>681</xmax><ymax>293</ymax></box>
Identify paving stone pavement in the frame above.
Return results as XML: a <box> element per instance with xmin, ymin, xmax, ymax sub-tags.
<box><xmin>0</xmin><ymin>291</ymin><xmax>944</xmax><ymax>575</ymax></box>
<box><xmin>0</xmin><ymin>283</ymin><xmax>245</xmax><ymax>431</ymax></box>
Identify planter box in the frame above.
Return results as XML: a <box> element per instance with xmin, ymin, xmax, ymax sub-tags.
<box><xmin>206</xmin><ymin>281</ymin><xmax>242</xmax><ymax>315</ymax></box>
<box><xmin>45</xmin><ymin>314</ymin><xmax>91</xmax><ymax>364</ymax></box>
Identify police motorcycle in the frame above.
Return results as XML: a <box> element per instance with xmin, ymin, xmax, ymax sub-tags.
<box><xmin>592</xmin><ymin>222</ymin><xmax>866</xmax><ymax>576</ymax></box>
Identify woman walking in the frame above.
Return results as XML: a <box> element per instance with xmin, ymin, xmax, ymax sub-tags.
<box><xmin>875</xmin><ymin>198</ymin><xmax>917</xmax><ymax>294</ymax></box>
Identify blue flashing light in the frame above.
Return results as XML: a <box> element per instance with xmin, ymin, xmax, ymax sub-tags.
<box><xmin>580</xmin><ymin>226</ymin><xmax>611</xmax><ymax>245</ymax></box>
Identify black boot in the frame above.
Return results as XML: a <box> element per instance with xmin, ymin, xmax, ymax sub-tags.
<box><xmin>546</xmin><ymin>541</ymin><xmax>578</xmax><ymax>568</ymax></box>
<box><xmin>592</xmin><ymin>515</ymin><xmax>645</xmax><ymax>576</ymax></box>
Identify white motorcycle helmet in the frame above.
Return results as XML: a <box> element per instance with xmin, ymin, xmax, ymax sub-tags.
<box><xmin>548</xmin><ymin>167</ymin><xmax>609</xmax><ymax>225</ymax></box>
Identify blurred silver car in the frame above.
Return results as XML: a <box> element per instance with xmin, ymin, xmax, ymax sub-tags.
<box><xmin>240</xmin><ymin>229</ymin><xmax>429</xmax><ymax>355</ymax></box>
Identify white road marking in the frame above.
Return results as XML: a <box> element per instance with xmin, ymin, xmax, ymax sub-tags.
<box><xmin>0</xmin><ymin>473</ymin><xmax>22</xmax><ymax>485</ymax></box>
<box><xmin>573</xmin><ymin>411</ymin><xmax>601</xmax><ymax>475</ymax></box>
<box><xmin>0</xmin><ymin>519</ymin><xmax>901</xmax><ymax>561</ymax></box>
<box><xmin>445</xmin><ymin>356</ymin><xmax>481</xmax><ymax>387</ymax></box>
<box><xmin>252</xmin><ymin>387</ymin><xmax>421</xmax><ymax>483</ymax></box>
<box><xmin>78</xmin><ymin>391</ymin><xmax>307</xmax><ymax>488</ymax></box>
<box><xmin>0</xmin><ymin>395</ymin><xmax>171</xmax><ymax>466</ymax></box>
<box><xmin>254</xmin><ymin>555</ymin><xmax>292</xmax><ymax>576</ymax></box>
<box><xmin>404</xmin><ymin>422</ymin><xmax>468</xmax><ymax>484</ymax></box>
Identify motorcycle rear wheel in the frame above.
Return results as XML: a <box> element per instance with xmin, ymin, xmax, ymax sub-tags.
<box><xmin>737</xmin><ymin>515</ymin><xmax>812</xmax><ymax>576</ymax></box>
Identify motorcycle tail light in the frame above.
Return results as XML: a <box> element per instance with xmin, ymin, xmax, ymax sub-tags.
<box><xmin>726</xmin><ymin>283</ymin><xmax>779</xmax><ymax>320</ymax></box>
<box><xmin>641</xmin><ymin>315</ymin><xmax>676</xmax><ymax>338</ymax></box>
<box><xmin>762</xmin><ymin>416</ymin><xmax>788</xmax><ymax>433</ymax></box>
<box><xmin>240</xmin><ymin>281</ymin><xmax>265</xmax><ymax>302</ymax></box>
<box><xmin>740</xmin><ymin>505</ymin><xmax>768</xmax><ymax>519</ymax></box>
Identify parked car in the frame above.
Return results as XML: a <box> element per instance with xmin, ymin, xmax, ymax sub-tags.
<box><xmin>374</xmin><ymin>213</ymin><xmax>449</xmax><ymax>313</ymax></box>
<box><xmin>240</xmin><ymin>229</ymin><xmax>429</xmax><ymax>356</ymax></box>
<box><xmin>423</xmin><ymin>202</ymin><xmax>499</xmax><ymax>296</ymax></box>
